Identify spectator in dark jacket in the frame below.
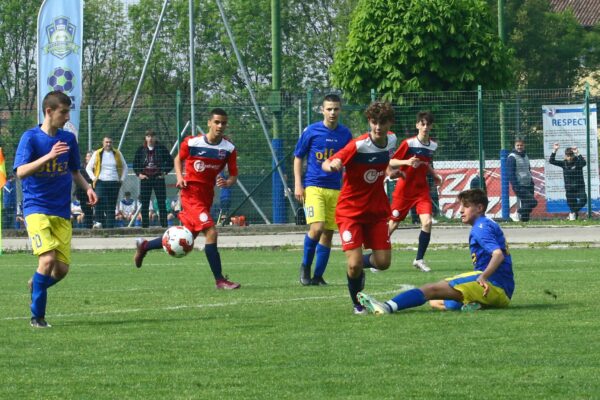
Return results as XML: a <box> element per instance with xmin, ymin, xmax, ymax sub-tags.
<box><xmin>133</xmin><ymin>129</ymin><xmax>173</xmax><ymax>228</ymax></box>
<box><xmin>507</xmin><ymin>137</ymin><xmax>537</xmax><ymax>222</ymax></box>
<box><xmin>549</xmin><ymin>142</ymin><xmax>587</xmax><ymax>220</ymax></box>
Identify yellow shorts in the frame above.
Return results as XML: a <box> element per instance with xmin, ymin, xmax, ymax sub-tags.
<box><xmin>304</xmin><ymin>186</ymin><xmax>340</xmax><ymax>231</ymax></box>
<box><xmin>446</xmin><ymin>271</ymin><xmax>510</xmax><ymax>308</ymax></box>
<box><xmin>25</xmin><ymin>214</ymin><xmax>72</xmax><ymax>265</ymax></box>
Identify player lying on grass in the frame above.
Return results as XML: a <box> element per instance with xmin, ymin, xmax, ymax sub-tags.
<box><xmin>358</xmin><ymin>188</ymin><xmax>514</xmax><ymax>314</ymax></box>
<box><xmin>133</xmin><ymin>108</ymin><xmax>240</xmax><ymax>290</ymax></box>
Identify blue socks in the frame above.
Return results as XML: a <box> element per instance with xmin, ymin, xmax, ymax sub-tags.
<box><xmin>362</xmin><ymin>253</ymin><xmax>373</xmax><ymax>269</ymax></box>
<box><xmin>301</xmin><ymin>234</ymin><xmax>318</xmax><ymax>268</ymax></box>
<box><xmin>31</xmin><ymin>272</ymin><xmax>58</xmax><ymax>318</ymax></box>
<box><xmin>388</xmin><ymin>288</ymin><xmax>427</xmax><ymax>312</ymax></box>
<box><xmin>416</xmin><ymin>230</ymin><xmax>431</xmax><ymax>260</ymax></box>
<box><xmin>146</xmin><ymin>237</ymin><xmax>163</xmax><ymax>251</ymax></box>
<box><xmin>313</xmin><ymin>244</ymin><xmax>331</xmax><ymax>278</ymax></box>
<box><xmin>205</xmin><ymin>243</ymin><xmax>224</xmax><ymax>280</ymax></box>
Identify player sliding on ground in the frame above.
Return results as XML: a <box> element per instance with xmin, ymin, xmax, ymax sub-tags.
<box><xmin>358</xmin><ymin>188</ymin><xmax>515</xmax><ymax>314</ymax></box>
<box><xmin>133</xmin><ymin>108</ymin><xmax>240</xmax><ymax>290</ymax></box>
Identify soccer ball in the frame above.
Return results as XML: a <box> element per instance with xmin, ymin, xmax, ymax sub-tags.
<box><xmin>162</xmin><ymin>226</ymin><xmax>194</xmax><ymax>258</ymax></box>
<box><xmin>47</xmin><ymin>67</ymin><xmax>76</xmax><ymax>93</ymax></box>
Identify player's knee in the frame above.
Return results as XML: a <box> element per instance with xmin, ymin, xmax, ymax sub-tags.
<box><xmin>309</xmin><ymin>223</ymin><xmax>325</xmax><ymax>238</ymax></box>
<box><xmin>52</xmin><ymin>264</ymin><xmax>69</xmax><ymax>281</ymax></box>
<box><xmin>373</xmin><ymin>257</ymin><xmax>391</xmax><ymax>270</ymax></box>
<box><xmin>420</xmin><ymin>215</ymin><xmax>432</xmax><ymax>229</ymax></box>
<box><xmin>347</xmin><ymin>263</ymin><xmax>363</xmax><ymax>278</ymax></box>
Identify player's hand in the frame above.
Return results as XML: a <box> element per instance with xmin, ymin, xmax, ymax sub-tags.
<box><xmin>329</xmin><ymin>159</ymin><xmax>343</xmax><ymax>172</ymax></box>
<box><xmin>433</xmin><ymin>174</ymin><xmax>443</xmax><ymax>186</ymax></box>
<box><xmin>87</xmin><ymin>187</ymin><xmax>98</xmax><ymax>206</ymax></box>
<box><xmin>553</xmin><ymin>142</ymin><xmax>560</xmax><ymax>152</ymax></box>
<box><xmin>176</xmin><ymin>176</ymin><xmax>187</xmax><ymax>189</ymax></box>
<box><xmin>407</xmin><ymin>156</ymin><xmax>421</xmax><ymax>168</ymax></box>
<box><xmin>216</xmin><ymin>175</ymin><xmax>228</xmax><ymax>188</ymax></box>
<box><xmin>387</xmin><ymin>166</ymin><xmax>404</xmax><ymax>180</ymax></box>
<box><xmin>139</xmin><ymin>173</ymin><xmax>148</xmax><ymax>180</ymax></box>
<box><xmin>294</xmin><ymin>185</ymin><xmax>305</xmax><ymax>203</ymax></box>
<box><xmin>49</xmin><ymin>141</ymin><xmax>70</xmax><ymax>159</ymax></box>
<box><xmin>477</xmin><ymin>275</ymin><xmax>490</xmax><ymax>297</ymax></box>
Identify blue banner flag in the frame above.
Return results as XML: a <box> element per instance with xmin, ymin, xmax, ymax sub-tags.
<box><xmin>37</xmin><ymin>0</ymin><xmax>83</xmax><ymax>138</ymax></box>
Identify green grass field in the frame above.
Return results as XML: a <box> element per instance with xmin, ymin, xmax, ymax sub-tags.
<box><xmin>2</xmin><ymin>246</ymin><xmax>599</xmax><ymax>399</ymax></box>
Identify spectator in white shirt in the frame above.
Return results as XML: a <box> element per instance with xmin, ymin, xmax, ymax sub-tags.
<box><xmin>86</xmin><ymin>136</ymin><xmax>128</xmax><ymax>228</ymax></box>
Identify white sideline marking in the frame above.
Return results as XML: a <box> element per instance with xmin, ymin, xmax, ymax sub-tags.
<box><xmin>3</xmin><ymin>285</ymin><xmax>415</xmax><ymax>321</ymax></box>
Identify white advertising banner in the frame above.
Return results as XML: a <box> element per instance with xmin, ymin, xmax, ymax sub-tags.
<box><xmin>542</xmin><ymin>104</ymin><xmax>599</xmax><ymax>212</ymax></box>
<box><xmin>37</xmin><ymin>0</ymin><xmax>83</xmax><ymax>137</ymax></box>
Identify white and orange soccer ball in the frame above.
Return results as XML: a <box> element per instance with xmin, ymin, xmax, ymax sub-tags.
<box><xmin>162</xmin><ymin>226</ymin><xmax>194</xmax><ymax>258</ymax></box>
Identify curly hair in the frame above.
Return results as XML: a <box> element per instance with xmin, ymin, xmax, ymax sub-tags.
<box><xmin>365</xmin><ymin>101</ymin><xmax>395</xmax><ymax>124</ymax></box>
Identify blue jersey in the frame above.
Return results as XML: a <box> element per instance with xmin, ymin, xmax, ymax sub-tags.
<box><xmin>294</xmin><ymin>121</ymin><xmax>352</xmax><ymax>190</ymax></box>
<box><xmin>13</xmin><ymin>126</ymin><xmax>81</xmax><ymax>219</ymax></box>
<box><xmin>469</xmin><ymin>215</ymin><xmax>515</xmax><ymax>298</ymax></box>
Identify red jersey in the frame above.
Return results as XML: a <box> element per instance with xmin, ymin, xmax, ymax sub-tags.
<box><xmin>392</xmin><ymin>136</ymin><xmax>437</xmax><ymax>196</ymax></box>
<box><xmin>330</xmin><ymin>132</ymin><xmax>397</xmax><ymax>222</ymax></box>
<box><xmin>179</xmin><ymin>134</ymin><xmax>238</xmax><ymax>192</ymax></box>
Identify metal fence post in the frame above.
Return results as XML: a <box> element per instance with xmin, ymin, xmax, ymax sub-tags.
<box><xmin>477</xmin><ymin>85</ymin><xmax>487</xmax><ymax>192</ymax></box>
<box><xmin>585</xmin><ymin>83</ymin><xmax>592</xmax><ymax>219</ymax></box>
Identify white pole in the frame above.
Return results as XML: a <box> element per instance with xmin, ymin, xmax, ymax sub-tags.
<box><xmin>188</xmin><ymin>0</ymin><xmax>196</xmax><ymax>136</ymax></box>
<box><xmin>118</xmin><ymin>0</ymin><xmax>170</xmax><ymax>150</ymax></box>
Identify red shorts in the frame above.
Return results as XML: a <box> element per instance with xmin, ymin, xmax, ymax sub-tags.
<box><xmin>178</xmin><ymin>183</ymin><xmax>215</xmax><ymax>235</ymax></box>
<box><xmin>336</xmin><ymin>217</ymin><xmax>391</xmax><ymax>251</ymax></box>
<box><xmin>390</xmin><ymin>191</ymin><xmax>432</xmax><ymax>222</ymax></box>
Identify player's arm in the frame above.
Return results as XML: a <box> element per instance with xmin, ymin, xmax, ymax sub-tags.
<box><xmin>476</xmin><ymin>249</ymin><xmax>505</xmax><ymax>296</ymax></box>
<box><xmin>386</xmin><ymin>165</ymin><xmax>405</xmax><ymax>180</ymax></box>
<box><xmin>322</xmin><ymin>157</ymin><xmax>342</xmax><ymax>173</ymax></box>
<box><xmin>217</xmin><ymin>174</ymin><xmax>237</xmax><ymax>188</ymax></box>
<box><xmin>72</xmin><ymin>170</ymin><xmax>98</xmax><ymax>206</ymax></box>
<box><xmin>389</xmin><ymin>157</ymin><xmax>420</xmax><ymax>168</ymax></box>
<box><xmin>293</xmin><ymin>156</ymin><xmax>305</xmax><ymax>203</ymax></box>
<box><xmin>16</xmin><ymin>141</ymin><xmax>70</xmax><ymax>179</ymax></box>
<box><xmin>427</xmin><ymin>163</ymin><xmax>442</xmax><ymax>185</ymax></box>
<box><xmin>174</xmin><ymin>154</ymin><xmax>186</xmax><ymax>188</ymax></box>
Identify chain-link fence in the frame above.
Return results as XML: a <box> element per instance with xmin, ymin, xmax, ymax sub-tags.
<box><xmin>1</xmin><ymin>87</ymin><xmax>599</xmax><ymax>230</ymax></box>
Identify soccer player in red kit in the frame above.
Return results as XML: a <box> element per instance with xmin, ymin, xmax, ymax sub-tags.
<box><xmin>389</xmin><ymin>111</ymin><xmax>441</xmax><ymax>272</ymax></box>
<box><xmin>322</xmin><ymin>101</ymin><xmax>400</xmax><ymax>315</ymax></box>
<box><xmin>134</xmin><ymin>108</ymin><xmax>241</xmax><ymax>289</ymax></box>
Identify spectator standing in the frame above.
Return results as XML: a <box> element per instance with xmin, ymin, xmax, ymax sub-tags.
<box><xmin>86</xmin><ymin>137</ymin><xmax>128</xmax><ymax>228</ymax></box>
<box><xmin>549</xmin><ymin>143</ymin><xmax>587</xmax><ymax>220</ymax></box>
<box><xmin>507</xmin><ymin>137</ymin><xmax>537</xmax><ymax>222</ymax></box>
<box><xmin>133</xmin><ymin>129</ymin><xmax>173</xmax><ymax>228</ymax></box>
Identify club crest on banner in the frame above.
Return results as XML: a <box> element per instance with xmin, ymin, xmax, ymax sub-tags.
<box><xmin>44</xmin><ymin>16</ymin><xmax>80</xmax><ymax>59</ymax></box>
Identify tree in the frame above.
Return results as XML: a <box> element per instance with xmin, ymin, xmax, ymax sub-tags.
<box><xmin>0</xmin><ymin>1</ymin><xmax>39</xmax><ymax>166</ymax></box>
<box><xmin>503</xmin><ymin>0</ymin><xmax>585</xmax><ymax>88</ymax></box>
<box><xmin>330</xmin><ymin>0</ymin><xmax>514</xmax><ymax>101</ymax></box>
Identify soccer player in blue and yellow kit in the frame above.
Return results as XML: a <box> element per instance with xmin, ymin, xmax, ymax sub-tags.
<box><xmin>14</xmin><ymin>91</ymin><xmax>98</xmax><ymax>328</ymax></box>
<box><xmin>294</xmin><ymin>94</ymin><xmax>352</xmax><ymax>286</ymax></box>
<box><xmin>358</xmin><ymin>188</ymin><xmax>514</xmax><ymax>314</ymax></box>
